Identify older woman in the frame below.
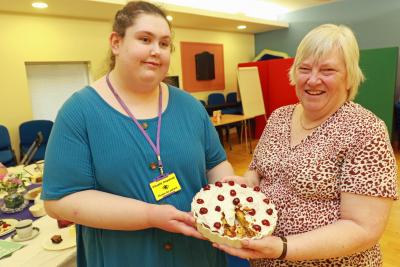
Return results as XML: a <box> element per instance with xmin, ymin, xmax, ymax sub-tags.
<box><xmin>216</xmin><ymin>24</ymin><xmax>398</xmax><ymax>266</ymax></box>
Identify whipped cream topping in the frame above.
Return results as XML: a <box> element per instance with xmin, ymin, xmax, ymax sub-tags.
<box><xmin>191</xmin><ymin>182</ymin><xmax>277</xmax><ymax>240</ymax></box>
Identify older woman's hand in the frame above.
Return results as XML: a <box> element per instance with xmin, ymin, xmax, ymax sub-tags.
<box><xmin>213</xmin><ymin>235</ymin><xmax>283</xmax><ymax>260</ymax></box>
<box><xmin>219</xmin><ymin>175</ymin><xmax>250</xmax><ymax>186</ymax></box>
<box><xmin>219</xmin><ymin>170</ymin><xmax>261</xmax><ymax>187</ymax></box>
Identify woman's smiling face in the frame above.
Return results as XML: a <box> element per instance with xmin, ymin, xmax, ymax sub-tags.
<box><xmin>295</xmin><ymin>48</ymin><xmax>349</xmax><ymax>115</ymax></box>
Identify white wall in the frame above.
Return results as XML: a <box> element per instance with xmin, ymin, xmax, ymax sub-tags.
<box><xmin>26</xmin><ymin>62</ymin><xmax>90</xmax><ymax>121</ymax></box>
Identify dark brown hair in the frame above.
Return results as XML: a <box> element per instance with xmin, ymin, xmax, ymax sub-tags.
<box><xmin>109</xmin><ymin>1</ymin><xmax>172</xmax><ymax>70</ymax></box>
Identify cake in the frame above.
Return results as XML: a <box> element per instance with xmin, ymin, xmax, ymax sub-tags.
<box><xmin>191</xmin><ymin>181</ymin><xmax>277</xmax><ymax>248</ymax></box>
<box><xmin>0</xmin><ymin>220</ymin><xmax>12</xmax><ymax>234</ymax></box>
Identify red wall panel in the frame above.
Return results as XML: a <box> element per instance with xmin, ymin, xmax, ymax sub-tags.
<box><xmin>238</xmin><ymin>58</ymin><xmax>298</xmax><ymax>138</ymax></box>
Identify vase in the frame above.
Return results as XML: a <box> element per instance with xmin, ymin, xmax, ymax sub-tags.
<box><xmin>4</xmin><ymin>191</ymin><xmax>24</xmax><ymax>209</ymax></box>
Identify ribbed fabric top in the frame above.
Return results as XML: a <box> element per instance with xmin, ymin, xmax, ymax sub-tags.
<box><xmin>42</xmin><ymin>85</ymin><xmax>227</xmax><ymax>267</ymax></box>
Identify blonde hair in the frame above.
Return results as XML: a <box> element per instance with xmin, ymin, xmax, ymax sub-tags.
<box><xmin>289</xmin><ymin>24</ymin><xmax>364</xmax><ymax>100</ymax></box>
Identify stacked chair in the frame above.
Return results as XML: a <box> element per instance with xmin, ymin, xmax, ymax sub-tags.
<box><xmin>0</xmin><ymin>125</ymin><xmax>17</xmax><ymax>167</ymax></box>
<box><xmin>223</xmin><ymin>92</ymin><xmax>243</xmax><ymax>141</ymax></box>
<box><xmin>207</xmin><ymin>93</ymin><xmax>228</xmax><ymax>146</ymax></box>
<box><xmin>223</xmin><ymin>92</ymin><xmax>243</xmax><ymax>115</ymax></box>
<box><xmin>207</xmin><ymin>93</ymin><xmax>239</xmax><ymax>149</ymax></box>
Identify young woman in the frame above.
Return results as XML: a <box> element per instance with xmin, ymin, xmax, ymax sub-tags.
<box><xmin>42</xmin><ymin>1</ymin><xmax>234</xmax><ymax>266</ymax></box>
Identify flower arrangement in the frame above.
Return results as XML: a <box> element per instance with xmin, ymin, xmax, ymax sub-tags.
<box><xmin>0</xmin><ymin>163</ymin><xmax>31</xmax><ymax>210</ymax></box>
<box><xmin>0</xmin><ymin>163</ymin><xmax>28</xmax><ymax>195</ymax></box>
<box><xmin>0</xmin><ymin>175</ymin><xmax>27</xmax><ymax>194</ymax></box>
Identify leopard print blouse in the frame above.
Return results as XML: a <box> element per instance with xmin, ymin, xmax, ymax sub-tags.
<box><xmin>249</xmin><ymin>101</ymin><xmax>398</xmax><ymax>267</ymax></box>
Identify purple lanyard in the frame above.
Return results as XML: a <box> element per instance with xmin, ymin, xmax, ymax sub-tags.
<box><xmin>106</xmin><ymin>73</ymin><xmax>164</xmax><ymax>175</ymax></box>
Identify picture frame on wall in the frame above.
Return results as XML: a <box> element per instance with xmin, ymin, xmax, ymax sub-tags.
<box><xmin>180</xmin><ymin>42</ymin><xmax>225</xmax><ymax>92</ymax></box>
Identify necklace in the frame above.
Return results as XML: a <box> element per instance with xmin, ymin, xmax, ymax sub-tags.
<box><xmin>299</xmin><ymin>114</ymin><xmax>321</xmax><ymax>131</ymax></box>
<box><xmin>105</xmin><ymin>72</ymin><xmax>165</xmax><ymax>175</ymax></box>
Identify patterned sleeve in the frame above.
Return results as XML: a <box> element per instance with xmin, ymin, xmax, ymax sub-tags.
<box><xmin>248</xmin><ymin>132</ymin><xmax>264</xmax><ymax>170</ymax></box>
<box><xmin>42</xmin><ymin>93</ymin><xmax>96</xmax><ymax>200</ymax></box>
<box><xmin>340</xmin><ymin>121</ymin><xmax>398</xmax><ymax>199</ymax></box>
<box><xmin>249</xmin><ymin>109</ymin><xmax>280</xmax><ymax>170</ymax></box>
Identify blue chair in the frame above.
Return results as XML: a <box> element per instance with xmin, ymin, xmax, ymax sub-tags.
<box><xmin>207</xmin><ymin>93</ymin><xmax>225</xmax><ymax>106</ymax></box>
<box><xmin>222</xmin><ymin>92</ymin><xmax>243</xmax><ymax>145</ymax></box>
<box><xmin>222</xmin><ymin>92</ymin><xmax>243</xmax><ymax>115</ymax></box>
<box><xmin>19</xmin><ymin>120</ymin><xmax>53</xmax><ymax>162</ymax></box>
<box><xmin>207</xmin><ymin>93</ymin><xmax>230</xmax><ymax>146</ymax></box>
<box><xmin>226</xmin><ymin>92</ymin><xmax>237</xmax><ymax>104</ymax></box>
<box><xmin>0</xmin><ymin>125</ymin><xmax>17</xmax><ymax>167</ymax></box>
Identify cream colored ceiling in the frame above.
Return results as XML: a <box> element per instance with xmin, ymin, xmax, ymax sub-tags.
<box><xmin>0</xmin><ymin>0</ymin><xmax>335</xmax><ymax>33</ymax></box>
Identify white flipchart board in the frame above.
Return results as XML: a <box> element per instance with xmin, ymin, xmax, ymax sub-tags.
<box><xmin>237</xmin><ymin>66</ymin><xmax>266</xmax><ymax>117</ymax></box>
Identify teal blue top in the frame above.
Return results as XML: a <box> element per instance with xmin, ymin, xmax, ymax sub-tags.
<box><xmin>42</xmin><ymin>86</ymin><xmax>227</xmax><ymax>267</ymax></box>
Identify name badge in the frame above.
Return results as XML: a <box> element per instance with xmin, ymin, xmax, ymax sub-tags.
<box><xmin>150</xmin><ymin>173</ymin><xmax>181</xmax><ymax>201</ymax></box>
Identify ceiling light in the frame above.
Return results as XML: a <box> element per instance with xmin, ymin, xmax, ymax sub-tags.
<box><xmin>166</xmin><ymin>15</ymin><xmax>173</xmax><ymax>21</ymax></box>
<box><xmin>156</xmin><ymin>0</ymin><xmax>288</xmax><ymax>20</ymax></box>
<box><xmin>32</xmin><ymin>2</ymin><xmax>48</xmax><ymax>9</ymax></box>
<box><xmin>237</xmin><ymin>25</ymin><xmax>247</xmax><ymax>30</ymax></box>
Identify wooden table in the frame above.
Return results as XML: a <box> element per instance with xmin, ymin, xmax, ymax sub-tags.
<box><xmin>211</xmin><ymin>114</ymin><xmax>253</xmax><ymax>153</ymax></box>
<box><xmin>205</xmin><ymin>102</ymin><xmax>242</xmax><ymax>116</ymax></box>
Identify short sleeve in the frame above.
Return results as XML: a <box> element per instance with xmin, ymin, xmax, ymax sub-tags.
<box><xmin>202</xmin><ymin>108</ymin><xmax>226</xmax><ymax>170</ymax></box>
<box><xmin>42</xmin><ymin>93</ymin><xmax>96</xmax><ymax>200</ymax></box>
<box><xmin>340</xmin><ymin>123</ymin><xmax>398</xmax><ymax>199</ymax></box>
<box><xmin>249</xmin><ymin>109</ymin><xmax>281</xmax><ymax>170</ymax></box>
<box><xmin>249</xmin><ymin>126</ymin><xmax>270</xmax><ymax>170</ymax></box>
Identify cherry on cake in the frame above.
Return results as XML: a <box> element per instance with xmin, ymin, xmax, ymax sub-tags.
<box><xmin>191</xmin><ymin>181</ymin><xmax>277</xmax><ymax>248</ymax></box>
